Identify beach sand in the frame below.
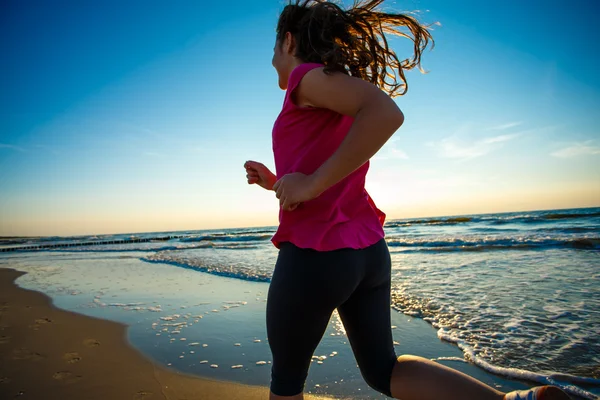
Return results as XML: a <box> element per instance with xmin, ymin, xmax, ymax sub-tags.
<box><xmin>0</xmin><ymin>268</ymin><xmax>331</xmax><ymax>400</ymax></box>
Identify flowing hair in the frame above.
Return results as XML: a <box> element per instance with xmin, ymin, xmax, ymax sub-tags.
<box><xmin>276</xmin><ymin>0</ymin><xmax>435</xmax><ymax>97</ymax></box>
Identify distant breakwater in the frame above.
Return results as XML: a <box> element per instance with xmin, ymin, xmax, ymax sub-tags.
<box><xmin>0</xmin><ymin>235</ymin><xmax>185</xmax><ymax>253</ymax></box>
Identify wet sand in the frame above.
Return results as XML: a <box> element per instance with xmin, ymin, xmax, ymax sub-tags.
<box><xmin>0</xmin><ymin>268</ymin><xmax>330</xmax><ymax>400</ymax></box>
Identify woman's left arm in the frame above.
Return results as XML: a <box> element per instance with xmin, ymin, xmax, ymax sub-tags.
<box><xmin>273</xmin><ymin>68</ymin><xmax>404</xmax><ymax>210</ymax></box>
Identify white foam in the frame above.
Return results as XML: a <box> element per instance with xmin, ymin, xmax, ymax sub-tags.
<box><xmin>437</xmin><ymin>330</ymin><xmax>599</xmax><ymax>400</ymax></box>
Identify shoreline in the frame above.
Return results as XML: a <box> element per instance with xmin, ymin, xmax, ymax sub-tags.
<box><xmin>0</xmin><ymin>268</ymin><xmax>330</xmax><ymax>400</ymax></box>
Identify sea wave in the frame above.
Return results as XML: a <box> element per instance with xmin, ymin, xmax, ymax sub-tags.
<box><xmin>489</xmin><ymin>211</ymin><xmax>600</xmax><ymax>225</ymax></box>
<box><xmin>386</xmin><ymin>236</ymin><xmax>600</xmax><ymax>251</ymax></box>
<box><xmin>384</xmin><ymin>209</ymin><xmax>600</xmax><ymax>229</ymax></box>
<box><xmin>533</xmin><ymin>227</ymin><xmax>599</xmax><ymax>234</ymax></box>
<box><xmin>180</xmin><ymin>234</ymin><xmax>272</xmax><ymax>243</ymax></box>
<box><xmin>385</xmin><ymin>217</ymin><xmax>473</xmax><ymax>228</ymax></box>
<box><xmin>543</xmin><ymin>211</ymin><xmax>600</xmax><ymax>220</ymax></box>
<box><xmin>141</xmin><ymin>252</ymin><xmax>272</xmax><ymax>282</ymax></box>
<box><xmin>222</xmin><ymin>229</ymin><xmax>276</xmax><ymax>235</ymax></box>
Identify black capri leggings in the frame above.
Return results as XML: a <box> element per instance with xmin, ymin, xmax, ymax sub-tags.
<box><xmin>266</xmin><ymin>238</ymin><xmax>397</xmax><ymax>397</ymax></box>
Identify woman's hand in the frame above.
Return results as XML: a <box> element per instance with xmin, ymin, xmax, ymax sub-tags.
<box><xmin>244</xmin><ymin>160</ymin><xmax>277</xmax><ymax>191</ymax></box>
<box><xmin>273</xmin><ymin>172</ymin><xmax>321</xmax><ymax>211</ymax></box>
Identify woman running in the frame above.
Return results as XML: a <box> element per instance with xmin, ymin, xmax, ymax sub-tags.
<box><xmin>245</xmin><ymin>1</ymin><xmax>571</xmax><ymax>399</ymax></box>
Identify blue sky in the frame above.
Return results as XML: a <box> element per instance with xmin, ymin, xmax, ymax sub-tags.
<box><xmin>1</xmin><ymin>0</ymin><xmax>599</xmax><ymax>236</ymax></box>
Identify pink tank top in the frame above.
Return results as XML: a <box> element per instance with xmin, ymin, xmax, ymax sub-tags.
<box><xmin>271</xmin><ymin>63</ymin><xmax>386</xmax><ymax>251</ymax></box>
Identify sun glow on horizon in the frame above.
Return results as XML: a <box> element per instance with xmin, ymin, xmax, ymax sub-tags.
<box><xmin>1</xmin><ymin>1</ymin><xmax>599</xmax><ymax>236</ymax></box>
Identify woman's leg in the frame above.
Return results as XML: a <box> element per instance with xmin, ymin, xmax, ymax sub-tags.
<box><xmin>338</xmin><ymin>239</ymin><xmax>505</xmax><ymax>400</ymax></box>
<box><xmin>389</xmin><ymin>357</ymin><xmax>571</xmax><ymax>400</ymax></box>
<box><xmin>390</xmin><ymin>355</ymin><xmax>504</xmax><ymax>400</ymax></box>
<box><xmin>266</xmin><ymin>243</ymin><xmax>364</xmax><ymax>399</ymax></box>
<box><xmin>336</xmin><ymin>239</ymin><xmax>398</xmax><ymax>396</ymax></box>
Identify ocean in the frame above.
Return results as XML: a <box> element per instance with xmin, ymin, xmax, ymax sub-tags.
<box><xmin>1</xmin><ymin>207</ymin><xmax>599</xmax><ymax>399</ymax></box>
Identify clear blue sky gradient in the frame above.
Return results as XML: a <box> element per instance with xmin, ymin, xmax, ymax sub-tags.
<box><xmin>1</xmin><ymin>0</ymin><xmax>599</xmax><ymax>236</ymax></box>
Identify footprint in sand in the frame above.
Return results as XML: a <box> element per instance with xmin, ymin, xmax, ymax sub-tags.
<box><xmin>134</xmin><ymin>390</ymin><xmax>154</xmax><ymax>399</ymax></box>
<box><xmin>12</xmin><ymin>348</ymin><xmax>46</xmax><ymax>361</ymax></box>
<box><xmin>52</xmin><ymin>371</ymin><xmax>82</xmax><ymax>384</ymax></box>
<box><xmin>30</xmin><ymin>317</ymin><xmax>52</xmax><ymax>330</ymax></box>
<box><xmin>63</xmin><ymin>352</ymin><xmax>81</xmax><ymax>364</ymax></box>
<box><xmin>83</xmin><ymin>339</ymin><xmax>100</xmax><ymax>348</ymax></box>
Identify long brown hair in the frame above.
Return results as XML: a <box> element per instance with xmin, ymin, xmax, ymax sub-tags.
<box><xmin>276</xmin><ymin>0</ymin><xmax>434</xmax><ymax>97</ymax></box>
